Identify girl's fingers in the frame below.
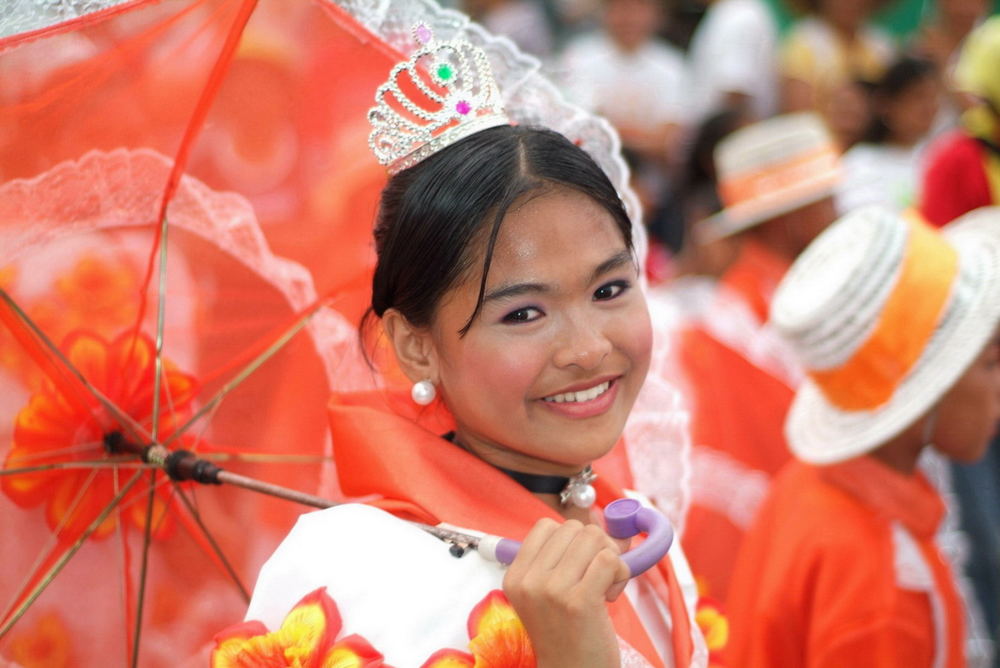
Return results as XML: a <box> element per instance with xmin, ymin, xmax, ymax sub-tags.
<box><xmin>506</xmin><ymin>516</ymin><xmax>631</xmax><ymax>605</ymax></box>
<box><xmin>542</xmin><ymin>524</ymin><xmax>616</xmax><ymax>589</ymax></box>
<box><xmin>578</xmin><ymin>547</ymin><xmax>631</xmax><ymax>603</ymax></box>
<box><xmin>610</xmin><ymin>535</ymin><xmax>631</xmax><ymax>555</ymax></box>
<box><xmin>528</xmin><ymin>519</ymin><xmax>593</xmax><ymax>572</ymax></box>
<box><xmin>603</xmin><ymin>560</ymin><xmax>631</xmax><ymax>602</ymax></box>
<box><xmin>506</xmin><ymin>517</ymin><xmax>561</xmax><ymax>575</ymax></box>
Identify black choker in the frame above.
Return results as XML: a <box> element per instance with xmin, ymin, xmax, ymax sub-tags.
<box><xmin>443</xmin><ymin>432</ymin><xmax>598</xmax><ymax>508</ymax></box>
<box><xmin>498</xmin><ymin>465</ymin><xmax>597</xmax><ymax>508</ymax></box>
<box><xmin>496</xmin><ymin>467</ymin><xmax>570</xmax><ymax>495</ymax></box>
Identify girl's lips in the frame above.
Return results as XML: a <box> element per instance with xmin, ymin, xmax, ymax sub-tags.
<box><xmin>538</xmin><ymin>378</ymin><xmax>620</xmax><ymax>419</ymax></box>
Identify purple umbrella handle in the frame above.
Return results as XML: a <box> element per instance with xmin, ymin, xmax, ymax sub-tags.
<box><xmin>477</xmin><ymin>534</ymin><xmax>522</xmax><ymax>566</ymax></box>
<box><xmin>603</xmin><ymin>498</ymin><xmax>674</xmax><ymax>577</ymax></box>
<box><xmin>475</xmin><ymin>498</ymin><xmax>674</xmax><ymax>578</ymax></box>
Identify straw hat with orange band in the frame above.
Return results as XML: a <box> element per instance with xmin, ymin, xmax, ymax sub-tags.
<box><xmin>697</xmin><ymin>112</ymin><xmax>842</xmax><ymax>243</ymax></box>
<box><xmin>770</xmin><ymin>205</ymin><xmax>1000</xmax><ymax>464</ymax></box>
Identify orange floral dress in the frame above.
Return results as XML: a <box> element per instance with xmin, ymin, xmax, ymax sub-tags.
<box><xmin>228</xmin><ymin>390</ymin><xmax>709</xmax><ymax>666</ymax></box>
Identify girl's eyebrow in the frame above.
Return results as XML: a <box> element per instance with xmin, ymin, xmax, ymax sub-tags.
<box><xmin>590</xmin><ymin>249</ymin><xmax>633</xmax><ymax>283</ymax></box>
<box><xmin>483</xmin><ymin>281</ymin><xmax>549</xmax><ymax>304</ymax></box>
<box><xmin>482</xmin><ymin>248</ymin><xmax>633</xmax><ymax>304</ymax></box>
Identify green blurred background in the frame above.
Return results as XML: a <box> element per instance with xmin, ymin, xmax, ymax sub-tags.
<box><xmin>763</xmin><ymin>0</ymin><xmax>1000</xmax><ymax>36</ymax></box>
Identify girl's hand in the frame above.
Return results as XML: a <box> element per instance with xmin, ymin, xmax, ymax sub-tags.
<box><xmin>502</xmin><ymin>518</ymin><xmax>630</xmax><ymax>668</ymax></box>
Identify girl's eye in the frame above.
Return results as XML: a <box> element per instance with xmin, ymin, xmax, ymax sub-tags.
<box><xmin>594</xmin><ymin>280</ymin><xmax>630</xmax><ymax>301</ymax></box>
<box><xmin>503</xmin><ymin>307</ymin><xmax>542</xmax><ymax>323</ymax></box>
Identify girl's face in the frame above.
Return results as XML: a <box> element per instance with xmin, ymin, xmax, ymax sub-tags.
<box><xmin>934</xmin><ymin>329</ymin><xmax>1000</xmax><ymax>463</ymax></box>
<box><xmin>428</xmin><ymin>186</ymin><xmax>651</xmax><ymax>475</ymax></box>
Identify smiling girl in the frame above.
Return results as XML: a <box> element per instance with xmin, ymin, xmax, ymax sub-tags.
<box><xmin>225</xmin><ymin>29</ymin><xmax>706</xmax><ymax>668</ymax></box>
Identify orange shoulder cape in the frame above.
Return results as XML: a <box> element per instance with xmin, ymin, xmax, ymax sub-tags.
<box><xmin>328</xmin><ymin>390</ymin><xmax>695</xmax><ymax>667</ymax></box>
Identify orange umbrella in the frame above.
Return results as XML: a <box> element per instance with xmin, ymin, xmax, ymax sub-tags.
<box><xmin>0</xmin><ymin>2</ymin><xmax>391</xmax><ymax>665</ymax></box>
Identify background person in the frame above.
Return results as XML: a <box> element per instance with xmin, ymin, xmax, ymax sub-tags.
<box><xmin>836</xmin><ymin>55</ymin><xmax>942</xmax><ymax>213</ymax></box>
<box><xmin>726</xmin><ymin>205</ymin><xmax>1000</xmax><ymax>667</ymax></box>
<box><xmin>779</xmin><ymin>0</ymin><xmax>897</xmax><ymax>147</ymax></box>
<box><xmin>667</xmin><ymin>112</ymin><xmax>841</xmax><ymax>602</ymax></box>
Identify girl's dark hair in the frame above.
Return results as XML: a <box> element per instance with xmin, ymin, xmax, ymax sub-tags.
<box><xmin>364</xmin><ymin>125</ymin><xmax>634</xmax><ymax>339</ymax></box>
<box><xmin>863</xmin><ymin>55</ymin><xmax>937</xmax><ymax>144</ymax></box>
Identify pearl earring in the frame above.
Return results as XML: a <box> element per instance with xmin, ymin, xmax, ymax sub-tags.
<box><xmin>411</xmin><ymin>379</ymin><xmax>436</xmax><ymax>405</ymax></box>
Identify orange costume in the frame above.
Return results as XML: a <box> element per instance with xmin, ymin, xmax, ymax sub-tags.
<box><xmin>675</xmin><ymin>239</ymin><xmax>800</xmax><ymax>600</ymax></box>
<box><xmin>721</xmin><ymin>206</ymin><xmax>1000</xmax><ymax>668</ymax></box>
<box><xmin>243</xmin><ymin>390</ymin><xmax>708</xmax><ymax>666</ymax></box>
<box><xmin>726</xmin><ymin>457</ymin><xmax>967</xmax><ymax>667</ymax></box>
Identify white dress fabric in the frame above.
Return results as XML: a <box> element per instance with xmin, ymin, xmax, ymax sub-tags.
<box><xmin>246</xmin><ymin>502</ymin><xmax>705</xmax><ymax>667</ymax></box>
<box><xmin>687</xmin><ymin>0</ymin><xmax>778</xmax><ymax>121</ymax></box>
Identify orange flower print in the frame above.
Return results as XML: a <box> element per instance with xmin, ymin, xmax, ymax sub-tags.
<box><xmin>1</xmin><ymin>329</ymin><xmax>197</xmax><ymax>542</ymax></box>
<box><xmin>211</xmin><ymin>588</ymin><xmax>385</xmax><ymax>668</ymax></box>
<box><xmin>0</xmin><ymin>264</ymin><xmax>14</xmax><ymax>287</ymax></box>
<box><xmin>54</xmin><ymin>255</ymin><xmax>138</xmax><ymax>329</ymax></box>
<box><xmin>5</xmin><ymin>610</ymin><xmax>74</xmax><ymax>668</ymax></box>
<box><xmin>695</xmin><ymin>596</ymin><xmax>729</xmax><ymax>667</ymax></box>
<box><xmin>0</xmin><ymin>254</ymin><xmax>141</xmax><ymax>388</ymax></box>
<box><xmin>421</xmin><ymin>590</ymin><xmax>535</xmax><ymax>668</ymax></box>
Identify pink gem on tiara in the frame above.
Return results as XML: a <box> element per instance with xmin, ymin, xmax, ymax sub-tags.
<box><xmin>413</xmin><ymin>23</ymin><xmax>432</xmax><ymax>45</ymax></box>
<box><xmin>455</xmin><ymin>100</ymin><xmax>472</xmax><ymax>115</ymax></box>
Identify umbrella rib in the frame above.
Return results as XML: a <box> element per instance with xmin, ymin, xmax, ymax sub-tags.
<box><xmin>113</xmin><ymin>467</ymin><xmax>137</xmax><ymax>667</ymax></box>
<box><xmin>150</xmin><ymin>213</ymin><xmax>169</xmax><ymax>443</ymax></box>
<box><xmin>0</xmin><ymin>291</ymin><xmax>149</xmax><ymax>445</ymax></box>
<box><xmin>0</xmin><ymin>459</ymin><xmax>151</xmax><ymax>476</ymax></box>
<box><xmin>189</xmin><ymin>391</ymin><xmax>224</xmax><ymax>454</ymax></box>
<box><xmin>161</xmin><ymin>303</ymin><xmax>323</xmax><ymax>449</ymax></box>
<box><xmin>129</xmin><ymin>469</ymin><xmax>158</xmax><ymax>668</ymax></box>
<box><xmin>198</xmin><ymin>452</ymin><xmax>334</xmax><ymax>464</ymax></box>
<box><xmin>5</xmin><ymin>467</ymin><xmax>102</xmax><ymax>622</ymax></box>
<box><xmin>171</xmin><ymin>481</ymin><xmax>251</xmax><ymax>602</ymax></box>
<box><xmin>3</xmin><ymin>440</ymin><xmax>108</xmax><ymax>464</ymax></box>
<box><xmin>0</xmin><ymin>469</ymin><xmax>145</xmax><ymax>639</ymax></box>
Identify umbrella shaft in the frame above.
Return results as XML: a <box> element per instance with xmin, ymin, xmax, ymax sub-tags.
<box><xmin>106</xmin><ymin>435</ymin><xmax>485</xmax><ymax>553</ymax></box>
<box><xmin>215</xmin><ymin>470</ymin><xmax>334</xmax><ymax>510</ymax></box>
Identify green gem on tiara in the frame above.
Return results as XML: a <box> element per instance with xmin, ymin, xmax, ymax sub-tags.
<box><xmin>436</xmin><ymin>63</ymin><xmax>454</xmax><ymax>82</ymax></box>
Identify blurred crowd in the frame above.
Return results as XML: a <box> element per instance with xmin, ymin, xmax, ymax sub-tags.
<box><xmin>458</xmin><ymin>0</ymin><xmax>1000</xmax><ymax>662</ymax></box>
<box><xmin>458</xmin><ymin>0</ymin><xmax>990</xmax><ymax>275</ymax></box>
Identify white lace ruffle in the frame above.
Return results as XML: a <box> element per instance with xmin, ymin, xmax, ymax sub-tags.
<box><xmin>1</xmin><ymin>0</ymin><xmax>133</xmax><ymax>40</ymax></box>
<box><xmin>618</xmin><ymin>637</ymin><xmax>657</xmax><ymax>667</ymax></box>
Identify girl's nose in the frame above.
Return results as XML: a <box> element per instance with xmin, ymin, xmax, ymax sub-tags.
<box><xmin>553</xmin><ymin>321</ymin><xmax>612</xmax><ymax>370</ymax></box>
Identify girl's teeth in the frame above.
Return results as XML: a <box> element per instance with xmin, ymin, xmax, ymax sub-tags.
<box><xmin>544</xmin><ymin>381</ymin><xmax>611</xmax><ymax>404</ymax></box>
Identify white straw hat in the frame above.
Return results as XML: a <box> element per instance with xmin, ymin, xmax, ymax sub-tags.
<box><xmin>771</xmin><ymin>205</ymin><xmax>1000</xmax><ymax>464</ymax></box>
<box><xmin>697</xmin><ymin>113</ymin><xmax>842</xmax><ymax>242</ymax></box>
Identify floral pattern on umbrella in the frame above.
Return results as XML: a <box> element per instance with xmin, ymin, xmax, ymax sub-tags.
<box><xmin>4</xmin><ymin>329</ymin><xmax>197</xmax><ymax>542</ymax></box>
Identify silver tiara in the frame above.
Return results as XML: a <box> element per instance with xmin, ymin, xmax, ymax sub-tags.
<box><xmin>367</xmin><ymin>23</ymin><xmax>509</xmax><ymax>175</ymax></box>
